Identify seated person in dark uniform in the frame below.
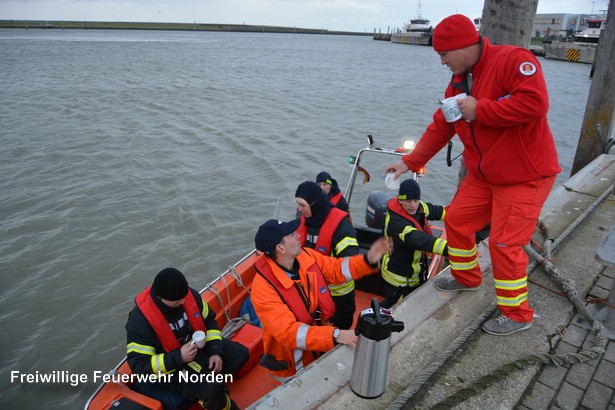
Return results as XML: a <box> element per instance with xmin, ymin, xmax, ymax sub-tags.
<box><xmin>126</xmin><ymin>267</ymin><xmax>248</xmax><ymax>410</ymax></box>
<box><xmin>316</xmin><ymin>171</ymin><xmax>349</xmax><ymax>212</ymax></box>
<box><xmin>381</xmin><ymin>179</ymin><xmax>448</xmax><ymax>307</ymax></box>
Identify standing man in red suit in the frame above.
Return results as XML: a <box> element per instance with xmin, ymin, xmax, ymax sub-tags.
<box><xmin>387</xmin><ymin>14</ymin><xmax>560</xmax><ymax>336</ymax></box>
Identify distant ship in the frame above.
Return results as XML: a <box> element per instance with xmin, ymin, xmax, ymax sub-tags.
<box><xmin>391</xmin><ymin>1</ymin><xmax>433</xmax><ymax>46</ymax></box>
<box><xmin>543</xmin><ymin>16</ymin><xmax>606</xmax><ymax>64</ymax></box>
<box><xmin>573</xmin><ymin>18</ymin><xmax>606</xmax><ymax>43</ymax></box>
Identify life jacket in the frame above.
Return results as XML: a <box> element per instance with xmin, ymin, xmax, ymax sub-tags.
<box><xmin>329</xmin><ymin>191</ymin><xmax>343</xmax><ymax>207</ymax></box>
<box><xmin>297</xmin><ymin>207</ymin><xmax>347</xmax><ymax>256</ymax></box>
<box><xmin>135</xmin><ymin>287</ymin><xmax>206</xmax><ymax>352</ymax></box>
<box><xmin>254</xmin><ymin>251</ymin><xmax>336</xmax><ymax>323</ymax></box>
<box><xmin>387</xmin><ymin>199</ymin><xmax>433</xmax><ymax>236</ymax></box>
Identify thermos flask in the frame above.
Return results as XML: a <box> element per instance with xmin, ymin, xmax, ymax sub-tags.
<box><xmin>350</xmin><ymin>298</ymin><xmax>404</xmax><ymax>398</ymax></box>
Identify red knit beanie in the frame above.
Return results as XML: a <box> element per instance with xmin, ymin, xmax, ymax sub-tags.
<box><xmin>432</xmin><ymin>14</ymin><xmax>480</xmax><ymax>52</ymax></box>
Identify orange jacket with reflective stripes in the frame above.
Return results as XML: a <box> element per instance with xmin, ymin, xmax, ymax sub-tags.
<box><xmin>251</xmin><ymin>248</ymin><xmax>377</xmax><ymax>378</ymax></box>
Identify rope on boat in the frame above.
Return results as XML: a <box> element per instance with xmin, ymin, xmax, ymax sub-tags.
<box><xmin>218</xmin><ymin>265</ymin><xmax>253</xmax><ymax>339</ymax></box>
<box><xmin>387</xmin><ymin>182</ymin><xmax>614</xmax><ymax>410</ymax></box>
<box><xmin>221</xmin><ymin>317</ymin><xmax>250</xmax><ymax>339</ymax></box>
<box><xmin>229</xmin><ymin>265</ymin><xmax>250</xmax><ymax>295</ymax></box>
<box><xmin>207</xmin><ymin>284</ymin><xmax>232</xmax><ymax>324</ymax></box>
<box><xmin>204</xmin><ymin>264</ymin><xmax>252</xmax><ymax>326</ymax></box>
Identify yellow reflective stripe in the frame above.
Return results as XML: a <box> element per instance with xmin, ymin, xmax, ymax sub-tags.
<box><xmin>449</xmin><ymin>259</ymin><xmax>478</xmax><ymax>271</ymax></box>
<box><xmin>432</xmin><ymin>238</ymin><xmax>447</xmax><ymax>255</ymax></box>
<box><xmin>497</xmin><ymin>292</ymin><xmax>528</xmax><ymax>307</ymax></box>
<box><xmin>187</xmin><ymin>361</ymin><xmax>202</xmax><ymax>373</ymax></box>
<box><xmin>334</xmin><ymin>236</ymin><xmax>359</xmax><ymax>255</ymax></box>
<box><xmin>222</xmin><ymin>394</ymin><xmax>232</xmax><ymax>410</ymax></box>
<box><xmin>420</xmin><ymin>201</ymin><xmax>445</xmax><ymax>220</ymax></box>
<box><xmin>448</xmin><ymin>246</ymin><xmax>477</xmax><ymax>258</ymax></box>
<box><xmin>494</xmin><ymin>277</ymin><xmax>528</xmax><ymax>290</ymax></box>
<box><xmin>420</xmin><ymin>201</ymin><xmax>429</xmax><ymax>216</ymax></box>
<box><xmin>399</xmin><ymin>226</ymin><xmax>418</xmax><ymax>242</ymax></box>
<box><xmin>381</xmin><ymin>254</ymin><xmax>391</xmax><ymax>278</ymax></box>
<box><xmin>328</xmin><ymin>279</ymin><xmax>355</xmax><ymax>296</ymax></box>
<box><xmin>151</xmin><ymin>353</ymin><xmax>169</xmax><ymax>374</ymax></box>
<box><xmin>201</xmin><ymin>302</ymin><xmax>209</xmax><ymax>320</ymax></box>
<box><xmin>127</xmin><ymin>342</ymin><xmax>155</xmax><ymax>356</ymax></box>
<box><xmin>381</xmin><ymin>268</ymin><xmax>420</xmax><ymax>288</ymax></box>
<box><xmin>206</xmin><ymin>329</ymin><xmax>222</xmax><ymax>342</ymax></box>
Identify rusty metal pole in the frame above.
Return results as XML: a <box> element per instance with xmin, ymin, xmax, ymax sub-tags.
<box><xmin>571</xmin><ymin>1</ymin><xmax>615</xmax><ymax>176</ymax></box>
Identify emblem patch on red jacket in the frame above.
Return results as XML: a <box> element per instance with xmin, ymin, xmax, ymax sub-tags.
<box><xmin>519</xmin><ymin>62</ymin><xmax>537</xmax><ymax>76</ymax></box>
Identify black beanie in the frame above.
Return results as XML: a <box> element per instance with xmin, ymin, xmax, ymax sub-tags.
<box><xmin>316</xmin><ymin>171</ymin><xmax>333</xmax><ymax>185</ymax></box>
<box><xmin>152</xmin><ymin>267</ymin><xmax>189</xmax><ymax>301</ymax></box>
<box><xmin>398</xmin><ymin>179</ymin><xmax>421</xmax><ymax>200</ymax></box>
<box><xmin>295</xmin><ymin>181</ymin><xmax>325</xmax><ymax>204</ymax></box>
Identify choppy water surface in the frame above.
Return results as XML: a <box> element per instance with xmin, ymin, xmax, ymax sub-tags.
<box><xmin>0</xmin><ymin>28</ymin><xmax>594</xmax><ymax>408</ymax></box>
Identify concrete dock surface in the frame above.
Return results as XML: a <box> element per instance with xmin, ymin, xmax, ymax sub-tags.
<box><xmin>251</xmin><ymin>153</ymin><xmax>615</xmax><ymax>410</ymax></box>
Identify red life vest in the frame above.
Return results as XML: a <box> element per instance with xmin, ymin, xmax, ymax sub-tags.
<box><xmin>329</xmin><ymin>191</ymin><xmax>343</xmax><ymax>206</ymax></box>
<box><xmin>135</xmin><ymin>287</ymin><xmax>207</xmax><ymax>352</ymax></box>
<box><xmin>297</xmin><ymin>208</ymin><xmax>347</xmax><ymax>256</ymax></box>
<box><xmin>254</xmin><ymin>251</ymin><xmax>336</xmax><ymax>323</ymax></box>
<box><xmin>387</xmin><ymin>199</ymin><xmax>433</xmax><ymax>236</ymax></box>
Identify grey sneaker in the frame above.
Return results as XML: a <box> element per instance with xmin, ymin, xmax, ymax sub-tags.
<box><xmin>433</xmin><ymin>275</ymin><xmax>480</xmax><ymax>292</ymax></box>
<box><xmin>482</xmin><ymin>314</ymin><xmax>532</xmax><ymax>336</ymax></box>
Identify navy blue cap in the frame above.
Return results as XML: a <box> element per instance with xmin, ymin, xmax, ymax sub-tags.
<box><xmin>255</xmin><ymin>219</ymin><xmax>301</xmax><ymax>254</ymax></box>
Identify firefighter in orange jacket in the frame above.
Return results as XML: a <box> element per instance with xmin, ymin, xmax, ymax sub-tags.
<box><xmin>387</xmin><ymin>15</ymin><xmax>560</xmax><ymax>336</ymax></box>
<box><xmin>251</xmin><ymin>218</ymin><xmax>391</xmax><ymax>383</ymax></box>
<box><xmin>126</xmin><ymin>268</ymin><xmax>247</xmax><ymax>410</ymax></box>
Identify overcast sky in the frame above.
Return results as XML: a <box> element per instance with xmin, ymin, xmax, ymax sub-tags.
<box><xmin>0</xmin><ymin>0</ymin><xmax>610</xmax><ymax>32</ymax></box>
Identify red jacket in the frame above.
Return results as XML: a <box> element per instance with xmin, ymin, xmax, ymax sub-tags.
<box><xmin>403</xmin><ymin>38</ymin><xmax>560</xmax><ymax>185</ymax></box>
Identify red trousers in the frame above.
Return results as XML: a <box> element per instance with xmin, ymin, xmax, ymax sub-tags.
<box><xmin>445</xmin><ymin>173</ymin><xmax>556</xmax><ymax>322</ymax></box>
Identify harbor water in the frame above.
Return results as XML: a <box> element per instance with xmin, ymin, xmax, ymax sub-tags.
<box><xmin>0</xmin><ymin>28</ymin><xmax>600</xmax><ymax>409</ymax></box>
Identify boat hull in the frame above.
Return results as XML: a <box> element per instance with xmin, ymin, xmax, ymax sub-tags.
<box><xmin>84</xmin><ymin>139</ymin><xmax>448</xmax><ymax>410</ymax></box>
<box><xmin>391</xmin><ymin>32</ymin><xmax>431</xmax><ymax>46</ymax></box>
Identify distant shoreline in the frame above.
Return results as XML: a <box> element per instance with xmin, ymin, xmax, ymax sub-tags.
<box><xmin>0</xmin><ymin>20</ymin><xmax>372</xmax><ymax>36</ymax></box>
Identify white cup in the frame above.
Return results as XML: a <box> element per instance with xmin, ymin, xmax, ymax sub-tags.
<box><xmin>441</xmin><ymin>93</ymin><xmax>467</xmax><ymax>122</ymax></box>
<box><xmin>385</xmin><ymin>172</ymin><xmax>400</xmax><ymax>190</ymax></box>
<box><xmin>191</xmin><ymin>330</ymin><xmax>206</xmax><ymax>349</ymax></box>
